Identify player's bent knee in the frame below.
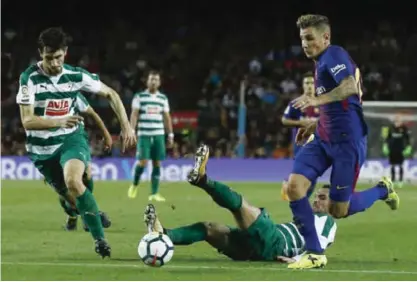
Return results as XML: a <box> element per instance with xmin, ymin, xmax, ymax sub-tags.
<box><xmin>329</xmin><ymin>201</ymin><xmax>349</xmax><ymax>218</ymax></box>
<box><xmin>234</xmin><ymin>200</ymin><xmax>261</xmax><ymax>230</ymax></box>
<box><xmin>64</xmin><ymin>175</ymin><xmax>84</xmax><ymax>195</ymax></box>
<box><xmin>85</xmin><ymin>164</ymin><xmax>92</xmax><ymax>180</ymax></box>
<box><xmin>63</xmin><ymin>159</ymin><xmax>86</xmax><ymax>196</ymax></box>
<box><xmin>152</xmin><ymin>160</ymin><xmax>161</xmax><ymax>167</ymax></box>
<box><xmin>287</xmin><ymin>174</ymin><xmax>311</xmax><ymax>200</ymax></box>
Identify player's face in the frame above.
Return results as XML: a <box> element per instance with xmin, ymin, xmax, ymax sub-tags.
<box><xmin>39</xmin><ymin>47</ymin><xmax>66</xmax><ymax>75</ymax></box>
<box><xmin>300</xmin><ymin>27</ymin><xmax>329</xmax><ymax>59</ymax></box>
<box><xmin>303</xmin><ymin>76</ymin><xmax>315</xmax><ymax>95</ymax></box>
<box><xmin>312</xmin><ymin>188</ymin><xmax>330</xmax><ymax>213</ymax></box>
<box><xmin>147</xmin><ymin>74</ymin><xmax>161</xmax><ymax>90</ymax></box>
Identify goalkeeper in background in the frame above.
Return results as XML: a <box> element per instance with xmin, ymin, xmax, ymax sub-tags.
<box><xmin>128</xmin><ymin>71</ymin><xmax>174</xmax><ymax>202</ymax></box>
<box><xmin>383</xmin><ymin>115</ymin><xmax>413</xmax><ymax>188</ymax></box>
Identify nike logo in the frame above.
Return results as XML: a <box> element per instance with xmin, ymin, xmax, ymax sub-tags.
<box><xmin>40</xmin><ymin>85</ymin><xmax>47</xmax><ymax>89</ymax></box>
<box><xmin>336</xmin><ymin>185</ymin><xmax>349</xmax><ymax>190</ymax></box>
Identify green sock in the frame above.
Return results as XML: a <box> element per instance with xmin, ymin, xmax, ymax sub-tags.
<box><xmin>166</xmin><ymin>222</ymin><xmax>207</xmax><ymax>245</ymax></box>
<box><xmin>84</xmin><ymin>177</ymin><xmax>94</xmax><ymax>193</ymax></box>
<box><xmin>59</xmin><ymin>197</ymin><xmax>78</xmax><ymax>217</ymax></box>
<box><xmin>194</xmin><ymin>175</ymin><xmax>242</xmax><ymax>212</ymax></box>
<box><xmin>151</xmin><ymin>166</ymin><xmax>161</xmax><ymax>194</ymax></box>
<box><xmin>133</xmin><ymin>166</ymin><xmax>145</xmax><ymax>186</ymax></box>
<box><xmin>76</xmin><ymin>189</ymin><xmax>104</xmax><ymax>240</ymax></box>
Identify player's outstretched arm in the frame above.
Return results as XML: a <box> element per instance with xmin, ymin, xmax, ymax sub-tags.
<box><xmin>316</xmin><ymin>76</ymin><xmax>358</xmax><ymax>105</ymax></box>
<box><xmin>19</xmin><ymin>104</ymin><xmax>82</xmax><ymax>130</ymax></box>
<box><xmin>96</xmin><ymin>83</ymin><xmax>136</xmax><ymax>151</ymax></box>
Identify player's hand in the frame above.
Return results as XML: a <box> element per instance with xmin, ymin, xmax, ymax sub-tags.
<box><xmin>295</xmin><ymin>121</ymin><xmax>316</xmax><ymax>145</ymax></box>
<box><xmin>293</xmin><ymin>95</ymin><xmax>319</xmax><ymax>111</ymax></box>
<box><xmin>276</xmin><ymin>256</ymin><xmax>296</xmax><ymax>264</ymax></box>
<box><xmin>58</xmin><ymin>115</ymin><xmax>84</xmax><ymax>128</ymax></box>
<box><xmin>167</xmin><ymin>137</ymin><xmax>174</xmax><ymax>149</ymax></box>
<box><xmin>103</xmin><ymin>133</ymin><xmax>113</xmax><ymax>152</ymax></box>
<box><xmin>120</xmin><ymin>126</ymin><xmax>137</xmax><ymax>153</ymax></box>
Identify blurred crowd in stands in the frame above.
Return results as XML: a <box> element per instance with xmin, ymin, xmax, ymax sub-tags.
<box><xmin>2</xmin><ymin>8</ymin><xmax>417</xmax><ymax>158</ymax></box>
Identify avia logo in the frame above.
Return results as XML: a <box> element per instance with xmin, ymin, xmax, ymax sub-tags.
<box><xmin>146</xmin><ymin>106</ymin><xmax>160</xmax><ymax>114</ymax></box>
<box><xmin>45</xmin><ymin>98</ymin><xmax>71</xmax><ymax>116</ymax></box>
<box><xmin>330</xmin><ymin>64</ymin><xmax>346</xmax><ymax>74</ymax></box>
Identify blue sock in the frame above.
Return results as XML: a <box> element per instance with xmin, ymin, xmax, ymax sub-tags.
<box><xmin>347</xmin><ymin>185</ymin><xmax>388</xmax><ymax>216</ymax></box>
<box><xmin>306</xmin><ymin>179</ymin><xmax>317</xmax><ymax>198</ymax></box>
<box><xmin>290</xmin><ymin>197</ymin><xmax>323</xmax><ymax>254</ymax></box>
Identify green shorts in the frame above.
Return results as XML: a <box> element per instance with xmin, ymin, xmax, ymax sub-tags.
<box><xmin>136</xmin><ymin>135</ymin><xmax>166</xmax><ymax>161</ymax></box>
<box><xmin>219</xmin><ymin>209</ymin><xmax>286</xmax><ymax>261</ymax></box>
<box><xmin>31</xmin><ymin>132</ymin><xmax>91</xmax><ymax>196</ymax></box>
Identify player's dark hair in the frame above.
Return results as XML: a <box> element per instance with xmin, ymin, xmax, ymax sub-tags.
<box><xmin>322</xmin><ymin>184</ymin><xmax>331</xmax><ymax>189</ymax></box>
<box><xmin>303</xmin><ymin>71</ymin><xmax>314</xmax><ymax>79</ymax></box>
<box><xmin>296</xmin><ymin>14</ymin><xmax>330</xmax><ymax>31</ymax></box>
<box><xmin>148</xmin><ymin>70</ymin><xmax>161</xmax><ymax>77</ymax></box>
<box><xmin>38</xmin><ymin>27</ymin><xmax>68</xmax><ymax>52</ymax></box>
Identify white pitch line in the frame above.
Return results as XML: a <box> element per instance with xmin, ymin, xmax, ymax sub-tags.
<box><xmin>2</xmin><ymin>261</ymin><xmax>417</xmax><ymax>275</ymax></box>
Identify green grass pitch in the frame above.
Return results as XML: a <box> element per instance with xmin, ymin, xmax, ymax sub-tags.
<box><xmin>2</xmin><ymin>180</ymin><xmax>417</xmax><ymax>280</ymax></box>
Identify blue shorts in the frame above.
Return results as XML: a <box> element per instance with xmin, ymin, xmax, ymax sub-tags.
<box><xmin>292</xmin><ymin>135</ymin><xmax>367</xmax><ymax>202</ymax></box>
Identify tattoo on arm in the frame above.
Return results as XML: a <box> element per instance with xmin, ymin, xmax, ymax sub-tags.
<box><xmin>318</xmin><ymin>76</ymin><xmax>358</xmax><ymax>105</ymax></box>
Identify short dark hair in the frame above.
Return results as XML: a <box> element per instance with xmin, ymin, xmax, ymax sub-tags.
<box><xmin>148</xmin><ymin>70</ymin><xmax>161</xmax><ymax>76</ymax></box>
<box><xmin>296</xmin><ymin>14</ymin><xmax>330</xmax><ymax>30</ymax></box>
<box><xmin>38</xmin><ymin>27</ymin><xmax>68</xmax><ymax>52</ymax></box>
<box><xmin>303</xmin><ymin>71</ymin><xmax>314</xmax><ymax>79</ymax></box>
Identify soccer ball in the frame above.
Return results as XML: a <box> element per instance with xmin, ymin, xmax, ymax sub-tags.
<box><xmin>138</xmin><ymin>232</ymin><xmax>174</xmax><ymax>267</ymax></box>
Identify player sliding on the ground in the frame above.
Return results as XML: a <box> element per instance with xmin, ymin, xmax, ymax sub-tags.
<box><xmin>128</xmin><ymin>71</ymin><xmax>174</xmax><ymax>202</ymax></box>
<box><xmin>144</xmin><ymin>145</ymin><xmax>337</xmax><ymax>263</ymax></box>
<box><xmin>58</xmin><ymin>93</ymin><xmax>112</xmax><ymax>232</ymax></box>
<box><xmin>284</xmin><ymin>14</ymin><xmax>400</xmax><ymax>269</ymax></box>
<box><xmin>16</xmin><ymin>27</ymin><xmax>136</xmax><ymax>258</ymax></box>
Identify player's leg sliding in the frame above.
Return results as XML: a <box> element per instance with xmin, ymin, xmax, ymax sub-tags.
<box><xmin>144</xmin><ymin>204</ymin><xmax>207</xmax><ymax>245</ymax></box>
<box><xmin>188</xmin><ymin>145</ymin><xmax>242</xmax><ymax>212</ymax></box>
<box><xmin>346</xmin><ymin>177</ymin><xmax>399</xmax><ymax>217</ymax></box>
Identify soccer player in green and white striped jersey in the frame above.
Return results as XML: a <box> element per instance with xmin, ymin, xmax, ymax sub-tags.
<box><xmin>16</xmin><ymin>27</ymin><xmax>136</xmax><ymax>258</ymax></box>
<box><xmin>144</xmin><ymin>145</ymin><xmax>337</xmax><ymax>263</ymax></box>
<box><xmin>58</xmin><ymin>93</ymin><xmax>113</xmax><ymax>232</ymax></box>
<box><xmin>127</xmin><ymin>71</ymin><xmax>174</xmax><ymax>202</ymax></box>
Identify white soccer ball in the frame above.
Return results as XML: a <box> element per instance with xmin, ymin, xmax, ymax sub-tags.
<box><xmin>138</xmin><ymin>232</ymin><xmax>174</xmax><ymax>267</ymax></box>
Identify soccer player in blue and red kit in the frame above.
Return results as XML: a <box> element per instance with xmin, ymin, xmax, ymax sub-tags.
<box><xmin>281</xmin><ymin>71</ymin><xmax>319</xmax><ymax>200</ymax></box>
<box><xmin>285</xmin><ymin>14</ymin><xmax>400</xmax><ymax>269</ymax></box>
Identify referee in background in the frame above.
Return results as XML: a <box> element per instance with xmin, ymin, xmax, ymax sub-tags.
<box><xmin>383</xmin><ymin>115</ymin><xmax>413</xmax><ymax>188</ymax></box>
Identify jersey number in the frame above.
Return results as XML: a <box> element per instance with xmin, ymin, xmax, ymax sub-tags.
<box><xmin>355</xmin><ymin>68</ymin><xmax>364</xmax><ymax>103</ymax></box>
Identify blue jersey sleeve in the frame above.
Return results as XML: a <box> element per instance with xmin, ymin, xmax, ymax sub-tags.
<box><xmin>325</xmin><ymin>47</ymin><xmax>355</xmax><ymax>84</ymax></box>
<box><xmin>283</xmin><ymin>102</ymin><xmax>302</xmax><ymax>120</ymax></box>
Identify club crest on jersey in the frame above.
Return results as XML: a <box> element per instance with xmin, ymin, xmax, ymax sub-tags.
<box><xmin>316</xmin><ymin>86</ymin><xmax>326</xmax><ymax>95</ymax></box>
<box><xmin>45</xmin><ymin>98</ymin><xmax>72</xmax><ymax>116</ymax></box>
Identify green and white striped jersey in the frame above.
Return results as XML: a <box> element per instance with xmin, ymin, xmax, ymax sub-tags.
<box><xmin>276</xmin><ymin>213</ymin><xmax>337</xmax><ymax>258</ymax></box>
<box><xmin>16</xmin><ymin>62</ymin><xmax>101</xmax><ymax>160</ymax></box>
<box><xmin>131</xmin><ymin>90</ymin><xmax>170</xmax><ymax>136</ymax></box>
